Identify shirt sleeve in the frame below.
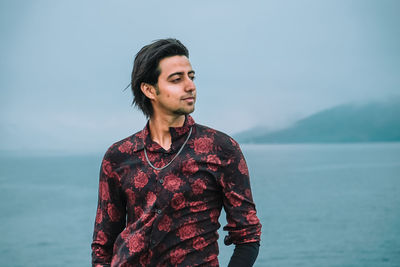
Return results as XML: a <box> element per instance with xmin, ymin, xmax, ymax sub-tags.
<box><xmin>91</xmin><ymin>150</ymin><xmax>126</xmax><ymax>266</ymax></box>
<box><xmin>219</xmin><ymin>138</ymin><xmax>262</xmax><ymax>246</ymax></box>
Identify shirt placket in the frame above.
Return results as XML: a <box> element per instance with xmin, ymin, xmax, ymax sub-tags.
<box><xmin>148</xmin><ymin>151</ymin><xmax>171</xmax><ymax>249</ymax></box>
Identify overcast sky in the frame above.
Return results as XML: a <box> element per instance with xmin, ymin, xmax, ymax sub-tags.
<box><xmin>1</xmin><ymin>0</ymin><xmax>399</xmax><ymax>153</ymax></box>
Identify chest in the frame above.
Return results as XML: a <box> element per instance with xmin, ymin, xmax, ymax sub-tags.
<box><xmin>116</xmin><ymin>151</ymin><xmax>223</xmax><ymax>212</ymax></box>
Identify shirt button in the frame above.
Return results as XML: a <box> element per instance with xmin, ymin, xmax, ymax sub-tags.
<box><xmin>151</xmin><ymin>240</ymin><xmax>156</xmax><ymax>245</ymax></box>
<box><xmin>159</xmin><ymin>179</ymin><xmax>164</xmax><ymax>184</ymax></box>
<box><xmin>156</xmin><ymin>209</ymin><xmax>162</xmax><ymax>214</ymax></box>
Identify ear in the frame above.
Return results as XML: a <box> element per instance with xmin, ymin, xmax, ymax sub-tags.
<box><xmin>140</xmin><ymin>82</ymin><xmax>157</xmax><ymax>100</ymax></box>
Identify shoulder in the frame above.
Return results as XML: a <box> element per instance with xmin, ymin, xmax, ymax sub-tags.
<box><xmin>102</xmin><ymin>130</ymin><xmax>143</xmax><ymax>164</ymax></box>
<box><xmin>193</xmin><ymin>123</ymin><xmax>242</xmax><ymax>154</ymax></box>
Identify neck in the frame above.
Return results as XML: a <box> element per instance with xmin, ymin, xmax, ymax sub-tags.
<box><xmin>148</xmin><ymin>113</ymin><xmax>186</xmax><ymax>150</ymax></box>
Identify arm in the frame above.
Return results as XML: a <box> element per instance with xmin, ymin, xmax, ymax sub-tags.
<box><xmin>91</xmin><ymin>152</ymin><xmax>126</xmax><ymax>266</ymax></box>
<box><xmin>218</xmin><ymin>138</ymin><xmax>262</xmax><ymax>266</ymax></box>
<box><xmin>228</xmin><ymin>242</ymin><xmax>260</xmax><ymax>267</ymax></box>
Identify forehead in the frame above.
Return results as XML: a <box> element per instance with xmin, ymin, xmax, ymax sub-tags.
<box><xmin>158</xmin><ymin>55</ymin><xmax>192</xmax><ymax>76</ymax></box>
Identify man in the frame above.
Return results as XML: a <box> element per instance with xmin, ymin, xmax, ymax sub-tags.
<box><xmin>91</xmin><ymin>38</ymin><xmax>261</xmax><ymax>266</ymax></box>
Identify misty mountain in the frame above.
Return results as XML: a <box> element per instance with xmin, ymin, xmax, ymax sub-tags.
<box><xmin>235</xmin><ymin>99</ymin><xmax>400</xmax><ymax>143</ymax></box>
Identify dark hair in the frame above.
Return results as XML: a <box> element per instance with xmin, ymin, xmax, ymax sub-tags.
<box><xmin>131</xmin><ymin>38</ymin><xmax>189</xmax><ymax>118</ymax></box>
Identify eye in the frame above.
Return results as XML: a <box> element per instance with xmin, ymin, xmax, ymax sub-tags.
<box><xmin>189</xmin><ymin>75</ymin><xmax>195</xmax><ymax>81</ymax></box>
<box><xmin>172</xmin><ymin>77</ymin><xmax>181</xmax><ymax>83</ymax></box>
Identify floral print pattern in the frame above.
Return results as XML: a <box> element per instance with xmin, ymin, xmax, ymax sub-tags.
<box><xmin>92</xmin><ymin>115</ymin><xmax>261</xmax><ymax>266</ymax></box>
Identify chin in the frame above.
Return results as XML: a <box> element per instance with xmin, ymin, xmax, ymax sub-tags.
<box><xmin>174</xmin><ymin>107</ymin><xmax>195</xmax><ymax>115</ymax></box>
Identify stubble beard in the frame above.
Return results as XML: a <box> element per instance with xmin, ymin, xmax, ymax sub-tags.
<box><xmin>173</xmin><ymin>105</ymin><xmax>195</xmax><ymax>116</ymax></box>
<box><xmin>154</xmin><ymin>84</ymin><xmax>196</xmax><ymax>115</ymax></box>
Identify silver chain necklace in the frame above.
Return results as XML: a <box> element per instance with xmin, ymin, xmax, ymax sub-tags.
<box><xmin>144</xmin><ymin>127</ymin><xmax>193</xmax><ymax>171</ymax></box>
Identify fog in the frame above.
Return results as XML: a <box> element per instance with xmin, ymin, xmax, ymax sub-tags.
<box><xmin>1</xmin><ymin>0</ymin><xmax>399</xmax><ymax>153</ymax></box>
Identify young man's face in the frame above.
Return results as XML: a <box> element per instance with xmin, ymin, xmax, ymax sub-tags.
<box><xmin>152</xmin><ymin>55</ymin><xmax>196</xmax><ymax>116</ymax></box>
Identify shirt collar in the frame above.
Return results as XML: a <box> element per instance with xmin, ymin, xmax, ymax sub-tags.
<box><xmin>132</xmin><ymin>115</ymin><xmax>195</xmax><ymax>152</ymax></box>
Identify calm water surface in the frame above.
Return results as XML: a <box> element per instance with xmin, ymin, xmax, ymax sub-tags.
<box><xmin>1</xmin><ymin>143</ymin><xmax>399</xmax><ymax>266</ymax></box>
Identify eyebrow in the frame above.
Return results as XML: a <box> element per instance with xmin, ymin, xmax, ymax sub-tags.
<box><xmin>167</xmin><ymin>70</ymin><xmax>195</xmax><ymax>79</ymax></box>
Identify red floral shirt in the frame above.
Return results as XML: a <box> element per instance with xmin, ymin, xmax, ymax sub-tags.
<box><xmin>91</xmin><ymin>115</ymin><xmax>262</xmax><ymax>266</ymax></box>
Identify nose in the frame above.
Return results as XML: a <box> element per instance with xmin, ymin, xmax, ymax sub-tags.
<box><xmin>184</xmin><ymin>76</ymin><xmax>196</xmax><ymax>92</ymax></box>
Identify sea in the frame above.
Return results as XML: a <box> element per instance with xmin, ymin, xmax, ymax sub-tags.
<box><xmin>1</xmin><ymin>143</ymin><xmax>399</xmax><ymax>267</ymax></box>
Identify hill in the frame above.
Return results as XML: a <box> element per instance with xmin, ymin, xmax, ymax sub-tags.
<box><xmin>235</xmin><ymin>99</ymin><xmax>400</xmax><ymax>143</ymax></box>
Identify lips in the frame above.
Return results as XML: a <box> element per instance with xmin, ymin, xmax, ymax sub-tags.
<box><xmin>182</xmin><ymin>96</ymin><xmax>195</xmax><ymax>101</ymax></box>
